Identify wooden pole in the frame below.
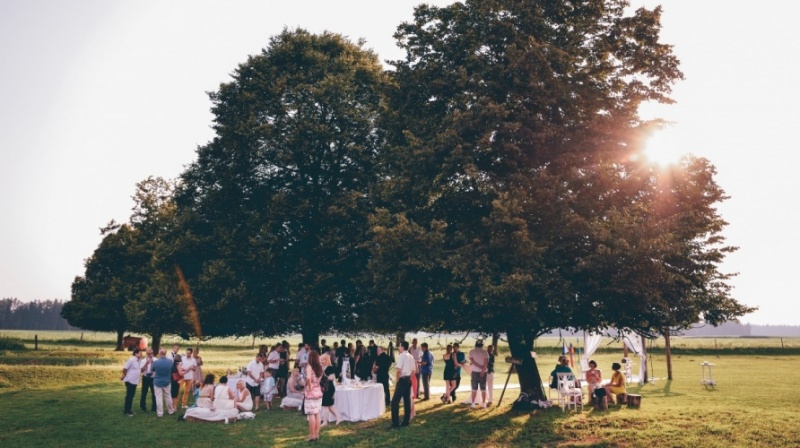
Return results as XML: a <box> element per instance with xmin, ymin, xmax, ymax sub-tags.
<box><xmin>497</xmin><ymin>364</ymin><xmax>515</xmax><ymax>407</ymax></box>
<box><xmin>663</xmin><ymin>329</ymin><xmax>673</xmax><ymax>380</ymax></box>
<box><xmin>35</xmin><ymin>334</ymin><xmax>38</xmax><ymax>351</ymax></box>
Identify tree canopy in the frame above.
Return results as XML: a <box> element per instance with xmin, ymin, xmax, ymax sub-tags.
<box><xmin>64</xmin><ymin>1</ymin><xmax>752</xmax><ymax>396</ymax></box>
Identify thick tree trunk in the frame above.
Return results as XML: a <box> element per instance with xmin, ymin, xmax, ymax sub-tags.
<box><xmin>151</xmin><ymin>332</ymin><xmax>163</xmax><ymax>353</ymax></box>
<box><xmin>507</xmin><ymin>329</ymin><xmax>546</xmax><ymax>401</ymax></box>
<box><xmin>302</xmin><ymin>327</ymin><xmax>320</xmax><ymax>349</ymax></box>
<box><xmin>115</xmin><ymin>329</ymin><xmax>125</xmax><ymax>351</ymax></box>
<box><xmin>395</xmin><ymin>332</ymin><xmax>405</xmax><ymax>346</ymax></box>
<box><xmin>491</xmin><ymin>332</ymin><xmax>500</xmax><ymax>351</ymax></box>
<box><xmin>663</xmin><ymin>328</ymin><xmax>673</xmax><ymax>380</ymax></box>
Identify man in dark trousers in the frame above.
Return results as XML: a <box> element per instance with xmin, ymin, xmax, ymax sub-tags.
<box><xmin>139</xmin><ymin>348</ymin><xmax>156</xmax><ymax>412</ymax></box>
<box><xmin>450</xmin><ymin>342</ymin><xmax>466</xmax><ymax>403</ymax></box>
<box><xmin>390</xmin><ymin>341</ymin><xmax>414</xmax><ymax>428</ymax></box>
<box><xmin>373</xmin><ymin>346</ymin><xmax>392</xmax><ymax>406</ymax></box>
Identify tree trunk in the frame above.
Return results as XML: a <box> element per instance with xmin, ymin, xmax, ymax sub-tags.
<box><xmin>395</xmin><ymin>332</ymin><xmax>405</xmax><ymax>347</ymax></box>
<box><xmin>641</xmin><ymin>335</ymin><xmax>649</xmax><ymax>383</ymax></box>
<box><xmin>151</xmin><ymin>332</ymin><xmax>163</xmax><ymax>353</ymax></box>
<box><xmin>491</xmin><ymin>332</ymin><xmax>500</xmax><ymax>351</ymax></box>
<box><xmin>115</xmin><ymin>329</ymin><xmax>125</xmax><ymax>351</ymax></box>
<box><xmin>302</xmin><ymin>327</ymin><xmax>320</xmax><ymax>349</ymax></box>
<box><xmin>663</xmin><ymin>328</ymin><xmax>673</xmax><ymax>380</ymax></box>
<box><xmin>507</xmin><ymin>329</ymin><xmax>546</xmax><ymax>401</ymax></box>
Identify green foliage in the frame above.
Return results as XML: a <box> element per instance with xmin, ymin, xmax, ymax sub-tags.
<box><xmin>0</xmin><ymin>337</ymin><xmax>25</xmax><ymax>351</ymax></box>
<box><xmin>176</xmin><ymin>29</ymin><xmax>391</xmax><ymax>341</ymax></box>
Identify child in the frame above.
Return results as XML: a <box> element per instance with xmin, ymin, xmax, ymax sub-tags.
<box><xmin>190</xmin><ymin>380</ymin><xmax>202</xmax><ymax>408</ymax></box>
<box><xmin>261</xmin><ymin>369</ymin><xmax>276</xmax><ymax>410</ymax></box>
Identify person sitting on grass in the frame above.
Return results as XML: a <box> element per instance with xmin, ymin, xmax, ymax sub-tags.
<box><xmin>280</xmin><ymin>367</ymin><xmax>305</xmax><ymax>410</ymax></box>
<box><xmin>235</xmin><ymin>379</ymin><xmax>253</xmax><ymax>412</ymax></box>
<box><xmin>604</xmin><ymin>362</ymin><xmax>627</xmax><ymax>403</ymax></box>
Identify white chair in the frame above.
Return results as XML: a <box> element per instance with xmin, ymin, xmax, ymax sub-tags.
<box><xmin>556</xmin><ymin>372</ymin><xmax>583</xmax><ymax>412</ymax></box>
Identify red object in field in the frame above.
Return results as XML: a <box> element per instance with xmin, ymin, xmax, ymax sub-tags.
<box><xmin>139</xmin><ymin>337</ymin><xmax>148</xmax><ymax>350</ymax></box>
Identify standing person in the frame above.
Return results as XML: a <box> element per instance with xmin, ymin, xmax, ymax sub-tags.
<box><xmin>278</xmin><ymin>341</ymin><xmax>290</xmax><ymax>397</ymax></box>
<box><xmin>468</xmin><ymin>340</ymin><xmax>489</xmax><ymax>409</ymax></box>
<box><xmin>320</xmin><ymin>339</ymin><xmax>330</xmax><ymax>355</ymax></box>
<box><xmin>121</xmin><ymin>348</ymin><xmax>143</xmax><ymax>416</ymax></box>
<box><xmin>355</xmin><ymin>345</ymin><xmax>372</xmax><ymax>380</ymax></box>
<box><xmin>170</xmin><ymin>353</ymin><xmax>182</xmax><ymax>411</ymax></box>
<box><xmin>180</xmin><ymin>348</ymin><xmax>197</xmax><ymax>408</ymax></box>
<box><xmin>408</xmin><ymin>338</ymin><xmax>422</xmax><ymax>398</ymax></box>
<box><xmin>335</xmin><ymin>339</ymin><xmax>347</xmax><ymax>366</ymax></box>
<box><xmin>441</xmin><ymin>344</ymin><xmax>457</xmax><ymax>403</ymax></box>
<box><xmin>373</xmin><ymin>346</ymin><xmax>392</xmax><ymax>406</ymax></box>
<box><xmin>486</xmin><ymin>344</ymin><xmax>496</xmax><ymax>406</ymax></box>
<box><xmin>450</xmin><ymin>343</ymin><xmax>466</xmax><ymax>403</ymax></box>
<box><xmin>304</xmin><ymin>351</ymin><xmax>324</xmax><ymax>442</ymax></box>
<box><xmin>296</xmin><ymin>343</ymin><xmax>309</xmax><ymax>370</ymax></box>
<box><xmin>167</xmin><ymin>344</ymin><xmax>180</xmax><ymax>361</ymax></box>
<box><xmin>368</xmin><ymin>340</ymin><xmax>378</xmax><ymax>359</ymax></box>
<box><xmin>419</xmin><ymin>342</ymin><xmax>434</xmax><ymax>401</ymax></box>
<box><xmin>319</xmin><ymin>354</ymin><xmax>340</xmax><ymax>426</ymax></box>
<box><xmin>390</xmin><ymin>341</ymin><xmax>414</xmax><ymax>428</ymax></box>
<box><xmin>152</xmin><ymin>348</ymin><xmax>175</xmax><ymax>417</ymax></box>
<box><xmin>246</xmin><ymin>352</ymin><xmax>265</xmax><ymax>411</ymax></box>
<box><xmin>193</xmin><ymin>347</ymin><xmax>204</xmax><ymax>385</ymax></box>
<box><xmin>267</xmin><ymin>344</ymin><xmax>281</xmax><ymax>375</ymax></box>
<box><xmin>139</xmin><ymin>348</ymin><xmax>156</xmax><ymax>412</ymax></box>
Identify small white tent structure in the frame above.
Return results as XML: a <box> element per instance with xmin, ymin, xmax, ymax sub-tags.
<box><xmin>621</xmin><ymin>330</ymin><xmax>647</xmax><ymax>384</ymax></box>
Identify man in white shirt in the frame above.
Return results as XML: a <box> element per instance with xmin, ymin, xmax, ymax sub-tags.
<box><xmin>180</xmin><ymin>348</ymin><xmax>197</xmax><ymax>408</ymax></box>
<box><xmin>390</xmin><ymin>341</ymin><xmax>414</xmax><ymax>428</ymax></box>
<box><xmin>121</xmin><ymin>348</ymin><xmax>143</xmax><ymax>416</ymax></box>
<box><xmin>408</xmin><ymin>338</ymin><xmax>422</xmax><ymax>399</ymax></box>
<box><xmin>267</xmin><ymin>345</ymin><xmax>281</xmax><ymax>373</ymax></box>
<box><xmin>166</xmin><ymin>344</ymin><xmax>180</xmax><ymax>361</ymax></box>
<box><xmin>246</xmin><ymin>352</ymin><xmax>265</xmax><ymax>410</ymax></box>
<box><xmin>296</xmin><ymin>343</ymin><xmax>309</xmax><ymax>369</ymax></box>
<box><xmin>468</xmin><ymin>340</ymin><xmax>490</xmax><ymax>409</ymax></box>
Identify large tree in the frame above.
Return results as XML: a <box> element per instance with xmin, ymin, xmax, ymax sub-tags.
<box><xmin>62</xmin><ymin>222</ymin><xmax>148</xmax><ymax>350</ymax></box>
<box><xmin>369</xmin><ymin>0</ymin><xmax>747</xmax><ymax>400</ymax></box>
<box><xmin>176</xmin><ymin>29</ymin><xmax>390</xmax><ymax>343</ymax></box>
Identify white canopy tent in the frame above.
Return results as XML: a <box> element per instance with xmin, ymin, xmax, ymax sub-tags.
<box><xmin>578</xmin><ymin>330</ymin><xmax>647</xmax><ymax>385</ymax></box>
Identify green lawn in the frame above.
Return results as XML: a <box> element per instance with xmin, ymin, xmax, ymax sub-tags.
<box><xmin>1</xmin><ymin>332</ymin><xmax>799</xmax><ymax>447</ymax></box>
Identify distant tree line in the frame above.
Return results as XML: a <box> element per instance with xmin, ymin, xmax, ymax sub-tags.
<box><xmin>0</xmin><ymin>298</ymin><xmax>78</xmax><ymax>331</ymax></box>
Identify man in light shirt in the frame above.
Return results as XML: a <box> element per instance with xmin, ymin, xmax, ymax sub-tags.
<box><xmin>246</xmin><ymin>352</ymin><xmax>265</xmax><ymax>410</ymax></box>
<box><xmin>267</xmin><ymin>344</ymin><xmax>281</xmax><ymax>373</ymax></box>
<box><xmin>121</xmin><ymin>348</ymin><xmax>143</xmax><ymax>416</ymax></box>
<box><xmin>468</xmin><ymin>340</ymin><xmax>490</xmax><ymax>409</ymax></box>
<box><xmin>390</xmin><ymin>341</ymin><xmax>414</xmax><ymax>428</ymax></box>
<box><xmin>152</xmin><ymin>348</ymin><xmax>175</xmax><ymax>417</ymax></box>
<box><xmin>297</xmin><ymin>343</ymin><xmax>310</xmax><ymax>369</ymax></box>
<box><xmin>408</xmin><ymin>338</ymin><xmax>422</xmax><ymax>399</ymax></box>
<box><xmin>180</xmin><ymin>348</ymin><xmax>197</xmax><ymax>408</ymax></box>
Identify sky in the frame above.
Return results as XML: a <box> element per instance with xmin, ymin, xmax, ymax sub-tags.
<box><xmin>1</xmin><ymin>1</ymin><xmax>798</xmax><ymax>326</ymax></box>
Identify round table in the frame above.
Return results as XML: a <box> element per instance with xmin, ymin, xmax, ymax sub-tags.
<box><xmin>328</xmin><ymin>383</ymin><xmax>385</xmax><ymax>422</ymax></box>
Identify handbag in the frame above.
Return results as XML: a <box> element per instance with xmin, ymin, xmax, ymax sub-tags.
<box><xmin>172</xmin><ymin>371</ymin><xmax>183</xmax><ymax>382</ymax></box>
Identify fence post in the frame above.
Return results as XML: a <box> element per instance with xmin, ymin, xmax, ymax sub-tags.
<box><xmin>35</xmin><ymin>334</ymin><xmax>38</xmax><ymax>351</ymax></box>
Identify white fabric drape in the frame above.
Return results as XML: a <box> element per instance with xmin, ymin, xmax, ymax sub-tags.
<box><xmin>581</xmin><ymin>332</ymin><xmax>603</xmax><ymax>372</ymax></box>
<box><xmin>621</xmin><ymin>331</ymin><xmax>647</xmax><ymax>384</ymax></box>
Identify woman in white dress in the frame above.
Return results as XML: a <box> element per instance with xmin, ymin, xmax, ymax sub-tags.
<box><xmin>183</xmin><ymin>375</ymin><xmax>239</xmax><ymax>422</ymax></box>
<box><xmin>280</xmin><ymin>367</ymin><xmax>305</xmax><ymax>410</ymax></box>
<box><xmin>235</xmin><ymin>379</ymin><xmax>253</xmax><ymax>411</ymax></box>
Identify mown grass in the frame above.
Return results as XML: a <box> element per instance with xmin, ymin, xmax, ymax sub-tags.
<box><xmin>1</xmin><ymin>331</ymin><xmax>800</xmax><ymax>447</ymax></box>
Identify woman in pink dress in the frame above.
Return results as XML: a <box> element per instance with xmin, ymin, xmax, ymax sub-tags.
<box><xmin>304</xmin><ymin>351</ymin><xmax>324</xmax><ymax>442</ymax></box>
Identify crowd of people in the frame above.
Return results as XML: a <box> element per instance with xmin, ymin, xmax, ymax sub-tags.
<box><xmin>120</xmin><ymin>337</ymin><xmax>498</xmax><ymax>440</ymax></box>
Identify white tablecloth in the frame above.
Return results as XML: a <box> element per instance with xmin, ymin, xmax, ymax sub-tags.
<box><xmin>328</xmin><ymin>383</ymin><xmax>385</xmax><ymax>422</ymax></box>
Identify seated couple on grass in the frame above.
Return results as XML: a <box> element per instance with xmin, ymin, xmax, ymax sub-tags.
<box><xmin>183</xmin><ymin>375</ymin><xmax>249</xmax><ymax>422</ymax></box>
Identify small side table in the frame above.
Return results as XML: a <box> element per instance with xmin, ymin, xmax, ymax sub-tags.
<box><xmin>700</xmin><ymin>361</ymin><xmax>716</xmax><ymax>387</ymax></box>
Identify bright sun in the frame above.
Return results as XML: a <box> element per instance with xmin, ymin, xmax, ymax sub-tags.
<box><xmin>642</xmin><ymin>128</ymin><xmax>686</xmax><ymax>167</ymax></box>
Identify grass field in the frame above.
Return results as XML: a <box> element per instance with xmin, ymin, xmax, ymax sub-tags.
<box><xmin>1</xmin><ymin>331</ymin><xmax>799</xmax><ymax>447</ymax></box>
